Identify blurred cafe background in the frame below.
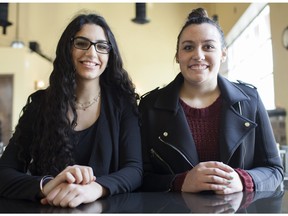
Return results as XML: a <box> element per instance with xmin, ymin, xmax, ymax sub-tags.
<box><xmin>0</xmin><ymin>2</ymin><xmax>288</xmax><ymax>179</ymax></box>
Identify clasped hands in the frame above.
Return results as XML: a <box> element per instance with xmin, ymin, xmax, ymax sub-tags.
<box><xmin>40</xmin><ymin>165</ymin><xmax>106</xmax><ymax>208</ymax></box>
<box><xmin>182</xmin><ymin>161</ymin><xmax>243</xmax><ymax>194</ymax></box>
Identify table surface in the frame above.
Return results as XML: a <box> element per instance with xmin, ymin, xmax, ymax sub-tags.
<box><xmin>0</xmin><ymin>189</ymin><xmax>287</xmax><ymax>213</ymax></box>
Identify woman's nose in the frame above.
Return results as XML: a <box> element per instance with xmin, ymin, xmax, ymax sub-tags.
<box><xmin>192</xmin><ymin>48</ymin><xmax>205</xmax><ymax>61</ymax></box>
<box><xmin>85</xmin><ymin>45</ymin><xmax>98</xmax><ymax>56</ymax></box>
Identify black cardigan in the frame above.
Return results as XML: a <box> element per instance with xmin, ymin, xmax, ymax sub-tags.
<box><xmin>0</xmin><ymin>87</ymin><xmax>143</xmax><ymax>201</ymax></box>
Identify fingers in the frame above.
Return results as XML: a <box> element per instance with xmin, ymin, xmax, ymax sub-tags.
<box><xmin>41</xmin><ymin>182</ymin><xmax>102</xmax><ymax>208</ymax></box>
<box><xmin>200</xmin><ymin>162</ymin><xmax>234</xmax><ymax>181</ymax></box>
<box><xmin>42</xmin><ymin>165</ymin><xmax>95</xmax><ymax>197</ymax></box>
<box><xmin>182</xmin><ymin>161</ymin><xmax>240</xmax><ymax>193</ymax></box>
<box><xmin>64</xmin><ymin>171</ymin><xmax>77</xmax><ymax>184</ymax></box>
<box><xmin>206</xmin><ymin>174</ymin><xmax>232</xmax><ymax>186</ymax></box>
<box><xmin>54</xmin><ymin>186</ymin><xmax>79</xmax><ymax>208</ymax></box>
<box><xmin>40</xmin><ymin>197</ymin><xmax>48</xmax><ymax>205</ymax></box>
<box><xmin>60</xmin><ymin>165</ymin><xmax>95</xmax><ymax>185</ymax></box>
<box><xmin>43</xmin><ymin>183</ymin><xmax>82</xmax><ymax>208</ymax></box>
<box><xmin>204</xmin><ymin>161</ymin><xmax>234</xmax><ymax>174</ymax></box>
<box><xmin>207</xmin><ymin>168</ymin><xmax>243</xmax><ymax>194</ymax></box>
<box><xmin>41</xmin><ymin>165</ymin><xmax>97</xmax><ymax>208</ymax></box>
<box><xmin>215</xmin><ymin>171</ymin><xmax>243</xmax><ymax>194</ymax></box>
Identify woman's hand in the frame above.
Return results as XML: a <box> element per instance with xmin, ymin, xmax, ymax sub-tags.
<box><xmin>214</xmin><ymin>169</ymin><xmax>243</xmax><ymax>194</ymax></box>
<box><xmin>58</xmin><ymin>165</ymin><xmax>96</xmax><ymax>185</ymax></box>
<box><xmin>41</xmin><ymin>181</ymin><xmax>108</xmax><ymax>208</ymax></box>
<box><xmin>181</xmin><ymin>161</ymin><xmax>242</xmax><ymax>193</ymax></box>
<box><xmin>42</xmin><ymin>165</ymin><xmax>96</xmax><ymax>197</ymax></box>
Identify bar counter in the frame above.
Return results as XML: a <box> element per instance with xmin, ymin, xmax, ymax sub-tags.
<box><xmin>0</xmin><ymin>189</ymin><xmax>287</xmax><ymax>213</ymax></box>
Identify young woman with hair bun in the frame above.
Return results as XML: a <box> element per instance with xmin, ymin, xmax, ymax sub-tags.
<box><xmin>139</xmin><ymin>7</ymin><xmax>283</xmax><ymax>194</ymax></box>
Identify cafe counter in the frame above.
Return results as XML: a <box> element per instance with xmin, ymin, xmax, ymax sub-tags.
<box><xmin>0</xmin><ymin>189</ymin><xmax>287</xmax><ymax>213</ymax></box>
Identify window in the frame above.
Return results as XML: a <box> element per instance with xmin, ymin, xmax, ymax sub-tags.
<box><xmin>223</xmin><ymin>5</ymin><xmax>275</xmax><ymax>110</ymax></box>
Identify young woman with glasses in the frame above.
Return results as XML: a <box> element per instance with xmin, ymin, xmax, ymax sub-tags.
<box><xmin>0</xmin><ymin>13</ymin><xmax>142</xmax><ymax>208</ymax></box>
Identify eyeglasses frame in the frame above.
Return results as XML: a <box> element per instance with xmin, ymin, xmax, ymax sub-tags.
<box><xmin>71</xmin><ymin>36</ymin><xmax>112</xmax><ymax>54</ymax></box>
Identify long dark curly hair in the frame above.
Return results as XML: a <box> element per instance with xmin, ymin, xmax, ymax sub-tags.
<box><xmin>15</xmin><ymin>13</ymin><xmax>139</xmax><ymax>176</ymax></box>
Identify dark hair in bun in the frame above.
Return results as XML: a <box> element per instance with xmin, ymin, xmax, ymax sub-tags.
<box><xmin>175</xmin><ymin>7</ymin><xmax>226</xmax><ymax>56</ymax></box>
<box><xmin>187</xmin><ymin>8</ymin><xmax>209</xmax><ymax>19</ymax></box>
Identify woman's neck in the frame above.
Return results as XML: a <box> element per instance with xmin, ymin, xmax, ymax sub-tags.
<box><xmin>76</xmin><ymin>79</ymin><xmax>101</xmax><ymax>103</ymax></box>
<box><xmin>180</xmin><ymin>80</ymin><xmax>220</xmax><ymax>109</ymax></box>
<box><xmin>72</xmin><ymin>79</ymin><xmax>101</xmax><ymax>131</ymax></box>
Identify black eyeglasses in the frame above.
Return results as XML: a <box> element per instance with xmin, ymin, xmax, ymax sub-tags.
<box><xmin>72</xmin><ymin>36</ymin><xmax>111</xmax><ymax>54</ymax></box>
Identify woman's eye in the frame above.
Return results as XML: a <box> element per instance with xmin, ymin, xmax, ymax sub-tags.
<box><xmin>204</xmin><ymin>44</ymin><xmax>215</xmax><ymax>50</ymax></box>
<box><xmin>78</xmin><ymin>42</ymin><xmax>88</xmax><ymax>46</ymax></box>
<box><xmin>98</xmin><ymin>44</ymin><xmax>109</xmax><ymax>50</ymax></box>
<box><xmin>76</xmin><ymin>41</ymin><xmax>89</xmax><ymax>48</ymax></box>
<box><xmin>183</xmin><ymin>45</ymin><xmax>193</xmax><ymax>51</ymax></box>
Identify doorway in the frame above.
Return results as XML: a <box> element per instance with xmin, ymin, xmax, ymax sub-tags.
<box><xmin>0</xmin><ymin>75</ymin><xmax>13</xmax><ymax>145</ymax></box>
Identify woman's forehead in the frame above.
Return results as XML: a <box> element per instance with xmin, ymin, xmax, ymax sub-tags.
<box><xmin>180</xmin><ymin>23</ymin><xmax>222</xmax><ymax>43</ymax></box>
<box><xmin>75</xmin><ymin>24</ymin><xmax>107</xmax><ymax>40</ymax></box>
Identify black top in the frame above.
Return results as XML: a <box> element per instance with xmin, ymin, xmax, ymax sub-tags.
<box><xmin>0</xmin><ymin>87</ymin><xmax>143</xmax><ymax>201</ymax></box>
<box><xmin>74</xmin><ymin>120</ymin><xmax>99</xmax><ymax>165</ymax></box>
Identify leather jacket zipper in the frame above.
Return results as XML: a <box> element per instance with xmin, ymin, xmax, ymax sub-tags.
<box><xmin>150</xmin><ymin>148</ymin><xmax>175</xmax><ymax>175</ymax></box>
<box><xmin>158</xmin><ymin>136</ymin><xmax>194</xmax><ymax>168</ymax></box>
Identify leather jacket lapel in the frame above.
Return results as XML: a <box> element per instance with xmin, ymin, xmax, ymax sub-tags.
<box><xmin>150</xmin><ymin>73</ymin><xmax>257</xmax><ymax>168</ymax></box>
<box><xmin>156</xmin><ymin>106</ymin><xmax>200</xmax><ymax>169</ymax></box>
<box><xmin>217</xmin><ymin>76</ymin><xmax>257</xmax><ymax>164</ymax></box>
<box><xmin>219</xmin><ymin>102</ymin><xmax>257</xmax><ymax>163</ymax></box>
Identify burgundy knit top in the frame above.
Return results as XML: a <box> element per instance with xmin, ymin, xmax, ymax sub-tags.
<box><xmin>171</xmin><ymin>96</ymin><xmax>254</xmax><ymax>192</ymax></box>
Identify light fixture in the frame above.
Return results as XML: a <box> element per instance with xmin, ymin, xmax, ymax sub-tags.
<box><xmin>10</xmin><ymin>3</ymin><xmax>24</xmax><ymax>48</ymax></box>
<box><xmin>283</xmin><ymin>26</ymin><xmax>288</xmax><ymax>50</ymax></box>
<box><xmin>11</xmin><ymin>41</ymin><xmax>24</xmax><ymax>48</ymax></box>
<box><xmin>132</xmin><ymin>3</ymin><xmax>149</xmax><ymax>24</ymax></box>
<box><xmin>0</xmin><ymin>3</ymin><xmax>12</xmax><ymax>35</ymax></box>
<box><xmin>29</xmin><ymin>41</ymin><xmax>53</xmax><ymax>62</ymax></box>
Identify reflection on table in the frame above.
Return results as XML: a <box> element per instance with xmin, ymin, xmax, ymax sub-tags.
<box><xmin>0</xmin><ymin>190</ymin><xmax>286</xmax><ymax>213</ymax></box>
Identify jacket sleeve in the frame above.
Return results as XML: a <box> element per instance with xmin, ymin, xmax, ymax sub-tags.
<box><xmin>245</xmin><ymin>91</ymin><xmax>284</xmax><ymax>191</ymax></box>
<box><xmin>0</xmin><ymin>94</ymin><xmax>43</xmax><ymax>201</ymax></box>
<box><xmin>96</xmin><ymin>99</ymin><xmax>143</xmax><ymax>195</ymax></box>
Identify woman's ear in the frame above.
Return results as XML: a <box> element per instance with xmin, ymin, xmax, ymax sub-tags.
<box><xmin>175</xmin><ymin>54</ymin><xmax>179</xmax><ymax>63</ymax></box>
<box><xmin>221</xmin><ymin>48</ymin><xmax>227</xmax><ymax>63</ymax></box>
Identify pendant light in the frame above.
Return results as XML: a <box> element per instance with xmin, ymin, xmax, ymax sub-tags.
<box><xmin>0</xmin><ymin>3</ymin><xmax>12</xmax><ymax>35</ymax></box>
<box><xmin>132</xmin><ymin>3</ymin><xmax>149</xmax><ymax>24</ymax></box>
<box><xmin>11</xmin><ymin>3</ymin><xmax>24</xmax><ymax>48</ymax></box>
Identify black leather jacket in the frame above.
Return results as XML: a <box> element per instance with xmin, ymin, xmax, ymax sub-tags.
<box><xmin>139</xmin><ymin>73</ymin><xmax>283</xmax><ymax>192</ymax></box>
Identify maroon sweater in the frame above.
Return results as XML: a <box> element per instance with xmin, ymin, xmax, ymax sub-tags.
<box><xmin>172</xmin><ymin>96</ymin><xmax>254</xmax><ymax>192</ymax></box>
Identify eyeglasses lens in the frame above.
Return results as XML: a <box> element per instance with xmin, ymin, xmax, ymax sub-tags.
<box><xmin>73</xmin><ymin>38</ymin><xmax>110</xmax><ymax>54</ymax></box>
<box><xmin>74</xmin><ymin>38</ymin><xmax>90</xmax><ymax>50</ymax></box>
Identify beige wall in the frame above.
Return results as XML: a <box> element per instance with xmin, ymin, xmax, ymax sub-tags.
<box><xmin>3</xmin><ymin>3</ymin><xmax>189</xmax><ymax>96</ymax></box>
<box><xmin>0</xmin><ymin>47</ymin><xmax>52</xmax><ymax>129</ymax></box>
<box><xmin>2</xmin><ymin>3</ymin><xmax>248</xmax><ymax>95</ymax></box>
<box><xmin>11</xmin><ymin>2</ymin><xmax>288</xmax><ymax>136</ymax></box>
